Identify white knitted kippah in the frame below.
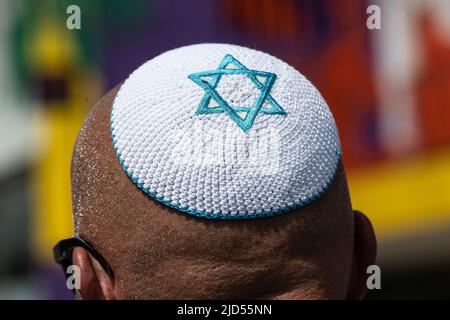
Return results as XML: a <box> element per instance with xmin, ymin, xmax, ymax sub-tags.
<box><xmin>111</xmin><ymin>43</ymin><xmax>341</xmax><ymax>219</ymax></box>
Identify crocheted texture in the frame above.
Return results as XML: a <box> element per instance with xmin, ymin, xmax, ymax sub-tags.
<box><xmin>110</xmin><ymin>43</ymin><xmax>341</xmax><ymax>219</ymax></box>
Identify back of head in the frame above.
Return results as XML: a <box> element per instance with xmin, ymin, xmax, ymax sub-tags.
<box><xmin>69</xmin><ymin>44</ymin><xmax>375</xmax><ymax>299</ymax></box>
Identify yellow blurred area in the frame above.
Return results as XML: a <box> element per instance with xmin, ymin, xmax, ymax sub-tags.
<box><xmin>31</xmin><ymin>106</ymin><xmax>76</xmax><ymax>262</ymax></box>
<box><xmin>349</xmin><ymin>148</ymin><xmax>450</xmax><ymax>240</ymax></box>
<box><xmin>24</xmin><ymin>14</ymin><xmax>102</xmax><ymax>262</ymax></box>
<box><xmin>25</xmin><ymin>14</ymin><xmax>80</xmax><ymax>75</ymax></box>
<box><xmin>31</xmin><ymin>72</ymin><xmax>102</xmax><ymax>263</ymax></box>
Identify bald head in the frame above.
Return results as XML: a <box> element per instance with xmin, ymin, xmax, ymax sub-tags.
<box><xmin>70</xmin><ymin>86</ymin><xmax>376</xmax><ymax>300</ymax></box>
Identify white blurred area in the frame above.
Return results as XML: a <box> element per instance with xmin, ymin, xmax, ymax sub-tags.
<box><xmin>374</xmin><ymin>0</ymin><xmax>450</xmax><ymax>155</ymax></box>
<box><xmin>0</xmin><ymin>1</ymin><xmax>32</xmax><ymax>178</ymax></box>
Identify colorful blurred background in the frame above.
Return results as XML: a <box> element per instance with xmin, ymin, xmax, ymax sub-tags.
<box><xmin>0</xmin><ymin>0</ymin><xmax>449</xmax><ymax>299</ymax></box>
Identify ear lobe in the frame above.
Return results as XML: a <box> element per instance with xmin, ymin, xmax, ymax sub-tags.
<box><xmin>346</xmin><ymin>210</ymin><xmax>377</xmax><ymax>300</ymax></box>
<box><xmin>72</xmin><ymin>247</ymin><xmax>116</xmax><ymax>300</ymax></box>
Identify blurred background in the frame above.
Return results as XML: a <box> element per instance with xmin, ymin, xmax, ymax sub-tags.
<box><xmin>0</xmin><ymin>0</ymin><xmax>449</xmax><ymax>299</ymax></box>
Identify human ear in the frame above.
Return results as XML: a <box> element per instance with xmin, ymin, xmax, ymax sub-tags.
<box><xmin>346</xmin><ymin>210</ymin><xmax>377</xmax><ymax>299</ymax></box>
<box><xmin>72</xmin><ymin>247</ymin><xmax>116</xmax><ymax>300</ymax></box>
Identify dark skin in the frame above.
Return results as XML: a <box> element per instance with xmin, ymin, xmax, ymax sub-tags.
<box><xmin>70</xmin><ymin>85</ymin><xmax>376</xmax><ymax>300</ymax></box>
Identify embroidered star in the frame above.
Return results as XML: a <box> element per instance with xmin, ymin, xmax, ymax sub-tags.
<box><xmin>188</xmin><ymin>54</ymin><xmax>286</xmax><ymax>132</ymax></box>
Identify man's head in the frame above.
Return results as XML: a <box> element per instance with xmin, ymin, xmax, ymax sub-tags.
<box><xmin>67</xmin><ymin>44</ymin><xmax>376</xmax><ymax>299</ymax></box>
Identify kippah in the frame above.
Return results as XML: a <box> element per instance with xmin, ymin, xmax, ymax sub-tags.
<box><xmin>110</xmin><ymin>43</ymin><xmax>341</xmax><ymax>219</ymax></box>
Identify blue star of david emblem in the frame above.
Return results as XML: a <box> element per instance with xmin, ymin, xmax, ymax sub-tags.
<box><xmin>188</xmin><ymin>54</ymin><xmax>286</xmax><ymax>132</ymax></box>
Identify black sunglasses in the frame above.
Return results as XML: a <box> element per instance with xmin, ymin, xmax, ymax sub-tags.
<box><xmin>53</xmin><ymin>237</ymin><xmax>114</xmax><ymax>283</ymax></box>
